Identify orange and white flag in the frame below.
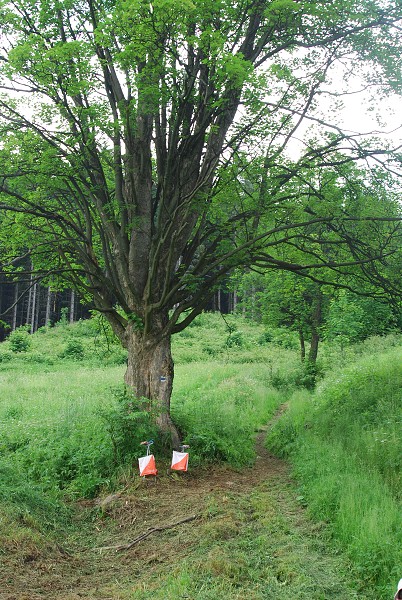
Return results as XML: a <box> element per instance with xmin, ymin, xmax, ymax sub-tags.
<box><xmin>171</xmin><ymin>450</ymin><xmax>189</xmax><ymax>472</ymax></box>
<box><xmin>138</xmin><ymin>454</ymin><xmax>158</xmax><ymax>476</ymax></box>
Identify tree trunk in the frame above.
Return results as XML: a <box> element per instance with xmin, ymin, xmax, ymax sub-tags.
<box><xmin>12</xmin><ymin>283</ymin><xmax>18</xmax><ymax>331</ymax></box>
<box><xmin>124</xmin><ymin>320</ymin><xmax>181</xmax><ymax>449</ymax></box>
<box><xmin>308</xmin><ymin>332</ymin><xmax>319</xmax><ymax>363</ymax></box>
<box><xmin>299</xmin><ymin>329</ymin><xmax>306</xmax><ymax>362</ymax></box>
<box><xmin>26</xmin><ymin>277</ymin><xmax>33</xmax><ymax>326</ymax></box>
<box><xmin>69</xmin><ymin>290</ymin><xmax>75</xmax><ymax>324</ymax></box>
<box><xmin>34</xmin><ymin>284</ymin><xmax>40</xmax><ymax>332</ymax></box>
<box><xmin>250</xmin><ymin>284</ymin><xmax>256</xmax><ymax>320</ymax></box>
<box><xmin>45</xmin><ymin>287</ymin><xmax>52</xmax><ymax>326</ymax></box>
<box><xmin>308</xmin><ymin>291</ymin><xmax>323</xmax><ymax>364</ymax></box>
<box><xmin>233</xmin><ymin>290</ymin><xmax>238</xmax><ymax>313</ymax></box>
<box><xmin>30</xmin><ymin>282</ymin><xmax>37</xmax><ymax>334</ymax></box>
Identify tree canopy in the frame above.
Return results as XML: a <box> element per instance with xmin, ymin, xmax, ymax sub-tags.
<box><xmin>0</xmin><ymin>0</ymin><xmax>402</xmax><ymax>441</ymax></box>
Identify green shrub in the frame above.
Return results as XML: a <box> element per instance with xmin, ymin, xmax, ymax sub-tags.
<box><xmin>99</xmin><ymin>387</ymin><xmax>159</xmax><ymax>465</ymax></box>
<box><xmin>257</xmin><ymin>330</ymin><xmax>273</xmax><ymax>344</ymax></box>
<box><xmin>8</xmin><ymin>327</ymin><xmax>32</xmax><ymax>353</ymax></box>
<box><xmin>100</xmin><ymin>346</ymin><xmax>128</xmax><ymax>365</ymax></box>
<box><xmin>55</xmin><ymin>307</ymin><xmax>69</xmax><ymax>328</ymax></box>
<box><xmin>272</xmin><ymin>329</ymin><xmax>299</xmax><ymax>349</ymax></box>
<box><xmin>68</xmin><ymin>318</ymin><xmax>98</xmax><ymax>338</ymax></box>
<box><xmin>60</xmin><ymin>339</ymin><xmax>85</xmax><ymax>360</ymax></box>
<box><xmin>20</xmin><ymin>352</ymin><xmax>54</xmax><ymax>364</ymax></box>
<box><xmin>256</xmin><ymin>326</ymin><xmax>300</xmax><ymax>350</ymax></box>
<box><xmin>294</xmin><ymin>361</ymin><xmax>323</xmax><ymax>390</ymax></box>
<box><xmin>0</xmin><ymin>348</ymin><xmax>12</xmax><ymax>362</ymax></box>
<box><xmin>225</xmin><ymin>330</ymin><xmax>244</xmax><ymax>348</ymax></box>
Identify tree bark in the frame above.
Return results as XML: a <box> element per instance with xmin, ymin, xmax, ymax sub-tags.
<box><xmin>69</xmin><ymin>290</ymin><xmax>75</xmax><ymax>324</ymax></box>
<box><xmin>26</xmin><ymin>275</ymin><xmax>33</xmax><ymax>326</ymax></box>
<box><xmin>12</xmin><ymin>283</ymin><xmax>18</xmax><ymax>331</ymax></box>
<box><xmin>308</xmin><ymin>291</ymin><xmax>323</xmax><ymax>364</ymax></box>
<box><xmin>308</xmin><ymin>332</ymin><xmax>319</xmax><ymax>364</ymax></box>
<box><xmin>34</xmin><ymin>284</ymin><xmax>40</xmax><ymax>332</ymax></box>
<box><xmin>124</xmin><ymin>319</ymin><xmax>181</xmax><ymax>449</ymax></box>
<box><xmin>30</xmin><ymin>282</ymin><xmax>37</xmax><ymax>334</ymax></box>
<box><xmin>45</xmin><ymin>287</ymin><xmax>52</xmax><ymax>326</ymax></box>
<box><xmin>299</xmin><ymin>329</ymin><xmax>306</xmax><ymax>362</ymax></box>
<box><xmin>233</xmin><ymin>290</ymin><xmax>238</xmax><ymax>313</ymax></box>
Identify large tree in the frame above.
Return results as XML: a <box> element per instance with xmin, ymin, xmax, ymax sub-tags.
<box><xmin>0</xmin><ymin>0</ymin><xmax>401</xmax><ymax>444</ymax></box>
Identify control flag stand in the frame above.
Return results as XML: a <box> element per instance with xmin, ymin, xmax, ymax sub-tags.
<box><xmin>138</xmin><ymin>440</ymin><xmax>158</xmax><ymax>479</ymax></box>
<box><xmin>171</xmin><ymin>444</ymin><xmax>190</xmax><ymax>473</ymax></box>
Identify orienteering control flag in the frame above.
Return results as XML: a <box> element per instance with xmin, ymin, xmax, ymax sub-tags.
<box><xmin>138</xmin><ymin>454</ymin><xmax>158</xmax><ymax>476</ymax></box>
<box><xmin>171</xmin><ymin>450</ymin><xmax>189</xmax><ymax>472</ymax></box>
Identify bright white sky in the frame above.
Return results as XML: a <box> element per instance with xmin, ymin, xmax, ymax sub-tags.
<box><xmin>339</xmin><ymin>97</ymin><xmax>400</xmax><ymax>141</ymax></box>
<box><xmin>286</xmin><ymin>68</ymin><xmax>402</xmax><ymax>162</ymax></box>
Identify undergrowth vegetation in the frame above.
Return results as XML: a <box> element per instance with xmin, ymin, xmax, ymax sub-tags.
<box><xmin>267</xmin><ymin>345</ymin><xmax>402</xmax><ymax>598</ymax></box>
<box><xmin>172</xmin><ymin>362</ymin><xmax>282</xmax><ymax>466</ymax></box>
<box><xmin>0</xmin><ymin>314</ymin><xmax>295</xmax><ymax>521</ymax></box>
<box><xmin>0</xmin><ymin>312</ymin><xmax>400</xmax><ymax>598</ymax></box>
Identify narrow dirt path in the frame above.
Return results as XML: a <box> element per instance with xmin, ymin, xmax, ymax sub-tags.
<box><xmin>1</xmin><ymin>414</ymin><xmax>360</xmax><ymax>600</ymax></box>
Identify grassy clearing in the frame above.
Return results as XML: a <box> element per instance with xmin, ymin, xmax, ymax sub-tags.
<box><xmin>0</xmin><ymin>359</ymin><xmax>284</xmax><ymax>500</ymax></box>
<box><xmin>0</xmin><ymin>314</ymin><xmax>400</xmax><ymax>598</ymax></box>
<box><xmin>173</xmin><ymin>311</ymin><xmax>299</xmax><ymax>364</ymax></box>
<box><xmin>96</xmin><ymin>473</ymin><xmax>360</xmax><ymax>600</ymax></box>
<box><xmin>0</xmin><ymin>314</ymin><xmax>294</xmax><ymax>547</ymax></box>
<box><xmin>267</xmin><ymin>345</ymin><xmax>402</xmax><ymax>599</ymax></box>
<box><xmin>0</xmin><ymin>313</ymin><xmax>299</xmax><ymax>497</ymax></box>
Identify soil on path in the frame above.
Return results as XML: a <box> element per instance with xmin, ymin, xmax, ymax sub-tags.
<box><xmin>0</xmin><ymin>418</ymin><xmax>359</xmax><ymax>600</ymax></box>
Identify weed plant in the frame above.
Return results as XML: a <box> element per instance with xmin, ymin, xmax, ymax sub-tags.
<box><xmin>0</xmin><ymin>365</ymin><xmax>125</xmax><ymax>497</ymax></box>
<box><xmin>266</xmin><ymin>346</ymin><xmax>402</xmax><ymax>599</ymax></box>
<box><xmin>98</xmin><ymin>387</ymin><xmax>159</xmax><ymax>466</ymax></box>
<box><xmin>0</xmin><ymin>313</ymin><xmax>299</xmax><ymax>503</ymax></box>
<box><xmin>172</xmin><ymin>362</ymin><xmax>284</xmax><ymax>465</ymax></box>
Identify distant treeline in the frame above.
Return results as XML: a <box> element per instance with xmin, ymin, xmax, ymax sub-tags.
<box><xmin>0</xmin><ymin>272</ymin><xmax>237</xmax><ymax>341</ymax></box>
<box><xmin>0</xmin><ymin>272</ymin><xmax>90</xmax><ymax>340</ymax></box>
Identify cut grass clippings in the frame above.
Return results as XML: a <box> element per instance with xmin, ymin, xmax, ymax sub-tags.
<box><xmin>94</xmin><ymin>471</ymin><xmax>360</xmax><ymax>600</ymax></box>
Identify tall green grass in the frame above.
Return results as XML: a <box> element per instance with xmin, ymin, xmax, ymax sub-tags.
<box><xmin>172</xmin><ymin>311</ymin><xmax>301</xmax><ymax>370</ymax></box>
<box><xmin>0</xmin><ymin>366</ymin><xmax>126</xmax><ymax>498</ymax></box>
<box><xmin>267</xmin><ymin>346</ymin><xmax>402</xmax><ymax>598</ymax></box>
<box><xmin>172</xmin><ymin>362</ymin><xmax>283</xmax><ymax>465</ymax></box>
<box><xmin>0</xmin><ymin>314</ymin><xmax>297</xmax><ymax>503</ymax></box>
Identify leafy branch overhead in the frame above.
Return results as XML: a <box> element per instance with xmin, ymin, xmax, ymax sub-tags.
<box><xmin>0</xmin><ymin>0</ymin><xmax>401</xmax><ymax>440</ymax></box>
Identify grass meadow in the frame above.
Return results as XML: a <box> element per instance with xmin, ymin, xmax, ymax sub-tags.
<box><xmin>0</xmin><ymin>312</ymin><xmax>400</xmax><ymax>598</ymax></box>
<box><xmin>0</xmin><ymin>315</ymin><xmax>297</xmax><ymax>537</ymax></box>
<box><xmin>267</xmin><ymin>344</ymin><xmax>402</xmax><ymax>598</ymax></box>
